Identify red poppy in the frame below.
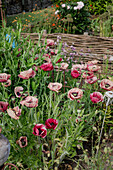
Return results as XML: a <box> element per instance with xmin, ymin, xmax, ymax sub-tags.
<box><xmin>90</xmin><ymin>92</ymin><xmax>104</xmax><ymax>103</ymax></box>
<box><xmin>56</xmin><ymin>4</ymin><xmax>59</xmax><ymax>8</ymax></box>
<box><xmin>52</xmin><ymin>23</ymin><xmax>55</xmax><ymax>26</ymax></box>
<box><xmin>56</xmin><ymin>58</ymin><xmax>62</xmax><ymax>63</ymax></box>
<box><xmin>40</xmin><ymin>63</ymin><xmax>54</xmax><ymax>71</ymax></box>
<box><xmin>16</xmin><ymin>136</ymin><xmax>28</xmax><ymax>148</ymax></box>
<box><xmin>45</xmin><ymin>118</ymin><xmax>58</xmax><ymax>130</ymax></box>
<box><xmin>33</xmin><ymin>124</ymin><xmax>47</xmax><ymax>138</ymax></box>
<box><xmin>20</xmin><ymin>96</ymin><xmax>38</xmax><ymax>108</ymax></box>
<box><xmin>48</xmin><ymin>82</ymin><xmax>62</xmax><ymax>92</ymax></box>
<box><xmin>68</xmin><ymin>88</ymin><xmax>83</xmax><ymax>100</ymax></box>
<box><xmin>18</xmin><ymin>68</ymin><xmax>36</xmax><ymax>79</ymax></box>
<box><xmin>0</xmin><ymin>73</ymin><xmax>11</xmax><ymax>82</ymax></box>
<box><xmin>71</xmin><ymin>70</ymin><xmax>81</xmax><ymax>78</ymax></box>
<box><xmin>100</xmin><ymin>79</ymin><xmax>113</xmax><ymax>91</ymax></box>
<box><xmin>0</xmin><ymin>101</ymin><xmax>9</xmax><ymax>112</ymax></box>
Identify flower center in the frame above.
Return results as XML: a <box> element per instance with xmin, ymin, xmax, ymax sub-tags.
<box><xmin>50</xmin><ymin>122</ymin><xmax>54</xmax><ymax>126</ymax></box>
<box><xmin>20</xmin><ymin>138</ymin><xmax>26</xmax><ymax>146</ymax></box>
<box><xmin>38</xmin><ymin>128</ymin><xmax>42</xmax><ymax>135</ymax></box>
<box><xmin>105</xmin><ymin>83</ymin><xmax>110</xmax><ymax>88</ymax></box>
<box><xmin>72</xmin><ymin>92</ymin><xmax>78</xmax><ymax>97</ymax></box>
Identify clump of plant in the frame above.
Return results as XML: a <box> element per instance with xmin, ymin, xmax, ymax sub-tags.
<box><xmin>55</xmin><ymin>1</ymin><xmax>91</xmax><ymax>34</ymax></box>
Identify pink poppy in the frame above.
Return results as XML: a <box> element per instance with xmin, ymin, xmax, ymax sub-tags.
<box><xmin>85</xmin><ymin>76</ymin><xmax>98</xmax><ymax>84</ymax></box>
<box><xmin>20</xmin><ymin>96</ymin><xmax>38</xmax><ymax>108</ymax></box>
<box><xmin>0</xmin><ymin>101</ymin><xmax>9</xmax><ymax>112</ymax></box>
<box><xmin>46</xmin><ymin>39</ymin><xmax>54</xmax><ymax>46</ymax></box>
<box><xmin>68</xmin><ymin>88</ymin><xmax>83</xmax><ymax>100</ymax></box>
<box><xmin>40</xmin><ymin>63</ymin><xmax>54</xmax><ymax>71</ymax></box>
<box><xmin>16</xmin><ymin>136</ymin><xmax>28</xmax><ymax>148</ymax></box>
<box><xmin>60</xmin><ymin>63</ymin><xmax>69</xmax><ymax>70</ymax></box>
<box><xmin>18</xmin><ymin>68</ymin><xmax>36</xmax><ymax>79</ymax></box>
<box><xmin>0</xmin><ymin>73</ymin><xmax>11</xmax><ymax>82</ymax></box>
<box><xmin>90</xmin><ymin>92</ymin><xmax>104</xmax><ymax>103</ymax></box>
<box><xmin>100</xmin><ymin>79</ymin><xmax>113</xmax><ymax>91</ymax></box>
<box><xmin>14</xmin><ymin>86</ymin><xmax>23</xmax><ymax>98</ymax></box>
<box><xmin>87</xmin><ymin>60</ymin><xmax>99</xmax><ymax>65</ymax></box>
<box><xmin>45</xmin><ymin>118</ymin><xmax>58</xmax><ymax>130</ymax></box>
<box><xmin>33</xmin><ymin>124</ymin><xmax>47</xmax><ymax>138</ymax></box>
<box><xmin>87</xmin><ymin>64</ymin><xmax>101</xmax><ymax>72</ymax></box>
<box><xmin>82</xmin><ymin>71</ymin><xmax>94</xmax><ymax>79</ymax></box>
<box><xmin>2</xmin><ymin>79</ymin><xmax>11</xmax><ymax>87</ymax></box>
<box><xmin>71</xmin><ymin>70</ymin><xmax>81</xmax><ymax>78</ymax></box>
<box><xmin>7</xmin><ymin>106</ymin><xmax>21</xmax><ymax>120</ymax></box>
<box><xmin>48</xmin><ymin>82</ymin><xmax>62</xmax><ymax>92</ymax></box>
<box><xmin>72</xmin><ymin>64</ymin><xmax>87</xmax><ymax>71</ymax></box>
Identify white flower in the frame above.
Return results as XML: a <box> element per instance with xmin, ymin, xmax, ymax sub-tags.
<box><xmin>62</xmin><ymin>4</ymin><xmax>66</xmax><ymax>8</ymax></box>
<box><xmin>67</xmin><ymin>5</ymin><xmax>70</xmax><ymax>10</ymax></box>
<box><xmin>55</xmin><ymin>10</ymin><xmax>59</xmax><ymax>15</ymax></box>
<box><xmin>77</xmin><ymin>1</ymin><xmax>84</xmax><ymax>10</ymax></box>
<box><xmin>74</xmin><ymin>6</ymin><xmax>78</xmax><ymax>10</ymax></box>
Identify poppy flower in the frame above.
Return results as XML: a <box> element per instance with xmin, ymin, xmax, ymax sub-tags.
<box><xmin>45</xmin><ymin>118</ymin><xmax>58</xmax><ymax>130</ymax></box>
<box><xmin>7</xmin><ymin>106</ymin><xmax>21</xmax><ymax>120</ymax></box>
<box><xmin>100</xmin><ymin>79</ymin><xmax>113</xmax><ymax>91</ymax></box>
<box><xmin>16</xmin><ymin>136</ymin><xmax>28</xmax><ymax>148</ymax></box>
<box><xmin>0</xmin><ymin>101</ymin><xmax>9</xmax><ymax>112</ymax></box>
<box><xmin>85</xmin><ymin>76</ymin><xmax>98</xmax><ymax>84</ymax></box>
<box><xmin>82</xmin><ymin>71</ymin><xmax>94</xmax><ymax>79</ymax></box>
<box><xmin>90</xmin><ymin>92</ymin><xmax>104</xmax><ymax>103</ymax></box>
<box><xmin>72</xmin><ymin>64</ymin><xmax>87</xmax><ymax>71</ymax></box>
<box><xmin>87</xmin><ymin>60</ymin><xmax>99</xmax><ymax>65</ymax></box>
<box><xmin>42</xmin><ymin>56</ymin><xmax>51</xmax><ymax>63</ymax></box>
<box><xmin>33</xmin><ymin>124</ymin><xmax>47</xmax><ymax>138</ymax></box>
<box><xmin>56</xmin><ymin>58</ymin><xmax>62</xmax><ymax>63</ymax></box>
<box><xmin>48</xmin><ymin>82</ymin><xmax>62</xmax><ymax>92</ymax></box>
<box><xmin>0</xmin><ymin>73</ymin><xmax>11</xmax><ymax>82</ymax></box>
<box><xmin>71</xmin><ymin>70</ymin><xmax>81</xmax><ymax>78</ymax></box>
<box><xmin>14</xmin><ymin>86</ymin><xmax>23</xmax><ymax>98</ymax></box>
<box><xmin>46</xmin><ymin>39</ymin><xmax>54</xmax><ymax>46</ymax></box>
<box><xmin>60</xmin><ymin>63</ymin><xmax>69</xmax><ymax>70</ymax></box>
<box><xmin>18</xmin><ymin>68</ymin><xmax>36</xmax><ymax>79</ymax></box>
<box><xmin>2</xmin><ymin>79</ymin><xmax>11</xmax><ymax>87</ymax></box>
<box><xmin>20</xmin><ymin>96</ymin><xmax>38</xmax><ymax>108</ymax></box>
<box><xmin>87</xmin><ymin>64</ymin><xmax>101</xmax><ymax>72</ymax></box>
<box><xmin>40</xmin><ymin>63</ymin><xmax>54</xmax><ymax>71</ymax></box>
<box><xmin>68</xmin><ymin>88</ymin><xmax>83</xmax><ymax>100</ymax></box>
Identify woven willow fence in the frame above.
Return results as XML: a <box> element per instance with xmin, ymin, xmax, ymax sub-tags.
<box><xmin>21</xmin><ymin>33</ymin><xmax>113</xmax><ymax>71</ymax></box>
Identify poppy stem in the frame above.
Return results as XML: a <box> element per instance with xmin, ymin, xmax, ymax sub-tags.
<box><xmin>28</xmin><ymin>79</ymin><xmax>30</xmax><ymax>95</ymax></box>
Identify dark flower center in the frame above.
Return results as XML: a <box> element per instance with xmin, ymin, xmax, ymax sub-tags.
<box><xmin>20</xmin><ymin>138</ymin><xmax>26</xmax><ymax>146</ymax></box>
<box><xmin>38</xmin><ymin>128</ymin><xmax>42</xmax><ymax>135</ymax></box>
<box><xmin>72</xmin><ymin>92</ymin><xmax>78</xmax><ymax>97</ymax></box>
<box><xmin>50</xmin><ymin>122</ymin><xmax>54</xmax><ymax>126</ymax></box>
<box><xmin>105</xmin><ymin>83</ymin><xmax>110</xmax><ymax>88</ymax></box>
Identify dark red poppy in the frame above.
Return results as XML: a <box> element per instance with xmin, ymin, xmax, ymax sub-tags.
<box><xmin>45</xmin><ymin>118</ymin><xmax>58</xmax><ymax>130</ymax></box>
<box><xmin>56</xmin><ymin>58</ymin><xmax>62</xmax><ymax>63</ymax></box>
<box><xmin>71</xmin><ymin>70</ymin><xmax>81</xmax><ymax>78</ymax></box>
<box><xmin>0</xmin><ymin>101</ymin><xmax>9</xmax><ymax>112</ymax></box>
<box><xmin>33</xmin><ymin>124</ymin><xmax>47</xmax><ymax>138</ymax></box>
<box><xmin>90</xmin><ymin>92</ymin><xmax>104</xmax><ymax>103</ymax></box>
<box><xmin>40</xmin><ymin>63</ymin><xmax>54</xmax><ymax>71</ymax></box>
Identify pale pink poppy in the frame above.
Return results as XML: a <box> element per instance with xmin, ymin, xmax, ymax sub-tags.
<box><xmin>0</xmin><ymin>73</ymin><xmax>11</xmax><ymax>82</ymax></box>
<box><xmin>20</xmin><ymin>96</ymin><xmax>38</xmax><ymax>108</ymax></box>
<box><xmin>18</xmin><ymin>68</ymin><xmax>36</xmax><ymax>79</ymax></box>
<box><xmin>16</xmin><ymin>136</ymin><xmax>28</xmax><ymax>148</ymax></box>
<box><xmin>14</xmin><ymin>86</ymin><xmax>23</xmax><ymax>98</ymax></box>
<box><xmin>48</xmin><ymin>82</ymin><xmax>62</xmax><ymax>92</ymax></box>
<box><xmin>68</xmin><ymin>88</ymin><xmax>83</xmax><ymax>100</ymax></box>
<box><xmin>7</xmin><ymin>106</ymin><xmax>21</xmax><ymax>120</ymax></box>
<box><xmin>2</xmin><ymin>79</ymin><xmax>11</xmax><ymax>87</ymax></box>
<box><xmin>87</xmin><ymin>60</ymin><xmax>99</xmax><ymax>65</ymax></box>
<box><xmin>87</xmin><ymin>64</ymin><xmax>101</xmax><ymax>72</ymax></box>
<box><xmin>85</xmin><ymin>76</ymin><xmax>98</xmax><ymax>84</ymax></box>
<box><xmin>82</xmin><ymin>71</ymin><xmax>94</xmax><ymax>79</ymax></box>
<box><xmin>100</xmin><ymin>79</ymin><xmax>113</xmax><ymax>91</ymax></box>
<box><xmin>72</xmin><ymin>64</ymin><xmax>87</xmax><ymax>71</ymax></box>
<box><xmin>90</xmin><ymin>92</ymin><xmax>104</xmax><ymax>103</ymax></box>
<box><xmin>60</xmin><ymin>63</ymin><xmax>69</xmax><ymax>70</ymax></box>
<box><xmin>46</xmin><ymin>39</ymin><xmax>54</xmax><ymax>46</ymax></box>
